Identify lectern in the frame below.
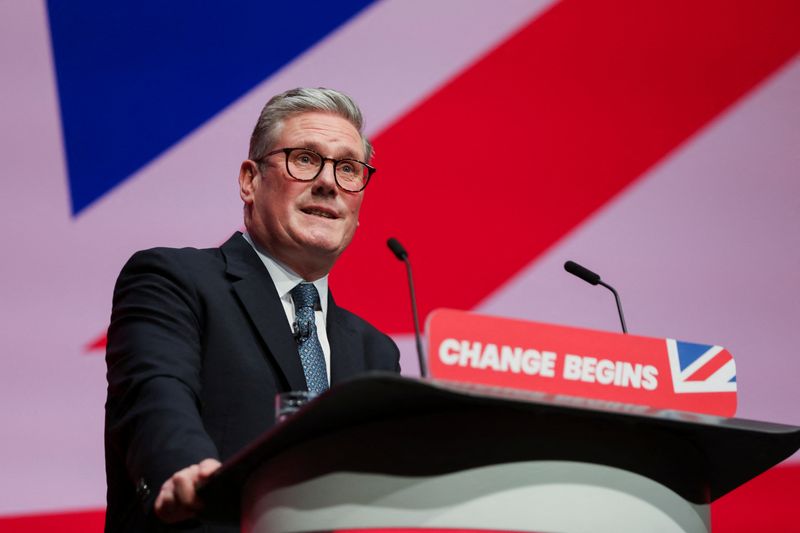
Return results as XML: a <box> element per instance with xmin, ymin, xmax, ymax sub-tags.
<box><xmin>199</xmin><ymin>374</ymin><xmax>800</xmax><ymax>533</ymax></box>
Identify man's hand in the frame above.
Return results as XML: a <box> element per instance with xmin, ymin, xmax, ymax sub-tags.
<box><xmin>154</xmin><ymin>458</ymin><xmax>222</xmax><ymax>524</ymax></box>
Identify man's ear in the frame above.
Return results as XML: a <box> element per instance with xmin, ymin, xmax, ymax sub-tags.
<box><xmin>239</xmin><ymin>160</ymin><xmax>259</xmax><ymax>205</ymax></box>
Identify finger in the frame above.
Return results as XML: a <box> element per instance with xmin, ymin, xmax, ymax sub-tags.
<box><xmin>155</xmin><ymin>460</ymin><xmax>219</xmax><ymax>523</ymax></box>
<box><xmin>173</xmin><ymin>466</ymin><xmax>201</xmax><ymax>510</ymax></box>
<box><xmin>160</xmin><ymin>467</ymin><xmax>197</xmax><ymax>517</ymax></box>
<box><xmin>154</xmin><ymin>480</ymin><xmax>177</xmax><ymax>518</ymax></box>
<box><xmin>198</xmin><ymin>458</ymin><xmax>222</xmax><ymax>478</ymax></box>
<box><xmin>159</xmin><ymin>478</ymin><xmax>175</xmax><ymax>497</ymax></box>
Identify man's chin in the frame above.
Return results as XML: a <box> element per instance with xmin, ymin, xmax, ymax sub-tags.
<box><xmin>296</xmin><ymin>234</ymin><xmax>349</xmax><ymax>259</ymax></box>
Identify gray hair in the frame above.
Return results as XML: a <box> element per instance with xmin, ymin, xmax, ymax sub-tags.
<box><xmin>248</xmin><ymin>87</ymin><xmax>372</xmax><ymax>163</ymax></box>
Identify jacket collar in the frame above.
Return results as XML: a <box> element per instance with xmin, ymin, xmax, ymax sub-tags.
<box><xmin>220</xmin><ymin>232</ymin><xmax>366</xmax><ymax>388</ymax></box>
<box><xmin>221</xmin><ymin>232</ymin><xmax>307</xmax><ymax>390</ymax></box>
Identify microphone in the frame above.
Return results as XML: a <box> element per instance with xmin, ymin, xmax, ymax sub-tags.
<box><xmin>387</xmin><ymin>238</ymin><xmax>427</xmax><ymax>377</ymax></box>
<box><xmin>564</xmin><ymin>260</ymin><xmax>628</xmax><ymax>334</ymax></box>
<box><xmin>387</xmin><ymin>238</ymin><xmax>408</xmax><ymax>261</ymax></box>
<box><xmin>291</xmin><ymin>320</ymin><xmax>310</xmax><ymax>341</ymax></box>
<box><xmin>564</xmin><ymin>260</ymin><xmax>600</xmax><ymax>285</ymax></box>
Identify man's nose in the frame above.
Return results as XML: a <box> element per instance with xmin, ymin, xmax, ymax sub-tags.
<box><xmin>313</xmin><ymin>160</ymin><xmax>338</xmax><ymax>194</ymax></box>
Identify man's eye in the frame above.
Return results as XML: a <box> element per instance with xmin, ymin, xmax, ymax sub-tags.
<box><xmin>339</xmin><ymin>160</ymin><xmax>365</xmax><ymax>177</ymax></box>
<box><xmin>293</xmin><ymin>151</ymin><xmax>319</xmax><ymax>166</ymax></box>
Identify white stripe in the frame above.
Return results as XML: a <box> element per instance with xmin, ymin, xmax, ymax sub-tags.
<box><xmin>705</xmin><ymin>359</ymin><xmax>737</xmax><ymax>386</ymax></box>
<box><xmin>679</xmin><ymin>345</ymin><xmax>723</xmax><ymax>379</ymax></box>
<box><xmin>666</xmin><ymin>339</ymin><xmax>685</xmax><ymax>393</ymax></box>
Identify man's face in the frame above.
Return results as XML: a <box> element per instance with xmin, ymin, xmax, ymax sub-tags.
<box><xmin>242</xmin><ymin>112</ymin><xmax>365</xmax><ymax>276</ymax></box>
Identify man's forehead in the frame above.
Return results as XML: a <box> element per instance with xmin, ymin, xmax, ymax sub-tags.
<box><xmin>279</xmin><ymin>112</ymin><xmax>363</xmax><ymax>158</ymax></box>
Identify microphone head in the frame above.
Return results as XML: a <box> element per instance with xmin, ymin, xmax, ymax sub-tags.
<box><xmin>564</xmin><ymin>260</ymin><xmax>601</xmax><ymax>285</ymax></box>
<box><xmin>387</xmin><ymin>238</ymin><xmax>408</xmax><ymax>261</ymax></box>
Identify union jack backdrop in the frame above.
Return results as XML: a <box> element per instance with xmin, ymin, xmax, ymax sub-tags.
<box><xmin>1</xmin><ymin>1</ymin><xmax>798</xmax><ymax>531</ymax></box>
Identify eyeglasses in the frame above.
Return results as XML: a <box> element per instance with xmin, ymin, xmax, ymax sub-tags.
<box><xmin>262</xmin><ymin>147</ymin><xmax>375</xmax><ymax>193</ymax></box>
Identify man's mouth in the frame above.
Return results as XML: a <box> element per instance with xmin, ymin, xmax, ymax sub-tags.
<box><xmin>301</xmin><ymin>207</ymin><xmax>338</xmax><ymax>219</ymax></box>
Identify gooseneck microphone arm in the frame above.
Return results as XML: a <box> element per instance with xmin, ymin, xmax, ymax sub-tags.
<box><xmin>387</xmin><ymin>238</ymin><xmax>428</xmax><ymax>377</ymax></box>
<box><xmin>597</xmin><ymin>280</ymin><xmax>627</xmax><ymax>334</ymax></box>
<box><xmin>564</xmin><ymin>260</ymin><xmax>628</xmax><ymax>334</ymax></box>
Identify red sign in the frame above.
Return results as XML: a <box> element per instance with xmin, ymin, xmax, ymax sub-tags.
<box><xmin>426</xmin><ymin>309</ymin><xmax>737</xmax><ymax>416</ymax></box>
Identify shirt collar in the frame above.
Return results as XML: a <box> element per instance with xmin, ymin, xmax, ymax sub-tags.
<box><xmin>241</xmin><ymin>232</ymin><xmax>329</xmax><ymax>316</ymax></box>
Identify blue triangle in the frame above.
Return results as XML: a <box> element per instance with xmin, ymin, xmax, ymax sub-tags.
<box><xmin>47</xmin><ymin>0</ymin><xmax>375</xmax><ymax>215</ymax></box>
<box><xmin>675</xmin><ymin>340</ymin><xmax>713</xmax><ymax>372</ymax></box>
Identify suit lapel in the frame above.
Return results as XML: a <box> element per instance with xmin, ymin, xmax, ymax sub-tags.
<box><xmin>327</xmin><ymin>293</ymin><xmax>366</xmax><ymax>385</ymax></box>
<box><xmin>221</xmin><ymin>233</ymin><xmax>307</xmax><ymax>391</ymax></box>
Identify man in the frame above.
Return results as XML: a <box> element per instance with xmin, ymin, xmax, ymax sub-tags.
<box><xmin>104</xmin><ymin>87</ymin><xmax>400</xmax><ymax>532</ymax></box>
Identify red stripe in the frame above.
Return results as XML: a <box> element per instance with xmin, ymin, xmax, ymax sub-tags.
<box><xmin>711</xmin><ymin>462</ymin><xmax>800</xmax><ymax>532</ymax></box>
<box><xmin>684</xmin><ymin>350</ymin><xmax>733</xmax><ymax>381</ymax></box>
<box><xmin>84</xmin><ymin>333</ymin><xmax>106</xmax><ymax>353</ymax></box>
<box><xmin>331</xmin><ymin>0</ymin><xmax>800</xmax><ymax>334</ymax></box>
<box><xmin>0</xmin><ymin>509</ymin><xmax>104</xmax><ymax>532</ymax></box>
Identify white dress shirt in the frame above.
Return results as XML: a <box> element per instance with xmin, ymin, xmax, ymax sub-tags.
<box><xmin>242</xmin><ymin>233</ymin><xmax>331</xmax><ymax>380</ymax></box>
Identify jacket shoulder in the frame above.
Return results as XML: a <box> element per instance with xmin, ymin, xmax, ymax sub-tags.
<box><xmin>333</xmin><ymin>304</ymin><xmax>401</xmax><ymax>373</ymax></box>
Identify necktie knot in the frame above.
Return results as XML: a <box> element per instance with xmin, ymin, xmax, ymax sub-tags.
<box><xmin>291</xmin><ymin>283</ymin><xmax>320</xmax><ymax>311</ymax></box>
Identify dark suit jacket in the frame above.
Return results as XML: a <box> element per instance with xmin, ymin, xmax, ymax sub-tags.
<box><xmin>104</xmin><ymin>233</ymin><xmax>400</xmax><ymax>532</ymax></box>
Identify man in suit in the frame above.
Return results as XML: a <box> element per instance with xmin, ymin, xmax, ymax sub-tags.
<box><xmin>104</xmin><ymin>87</ymin><xmax>400</xmax><ymax>532</ymax></box>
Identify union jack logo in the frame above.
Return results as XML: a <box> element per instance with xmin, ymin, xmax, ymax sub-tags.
<box><xmin>666</xmin><ymin>339</ymin><xmax>737</xmax><ymax>394</ymax></box>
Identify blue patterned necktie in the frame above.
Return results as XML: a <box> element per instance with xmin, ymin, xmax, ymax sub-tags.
<box><xmin>290</xmin><ymin>283</ymin><xmax>329</xmax><ymax>394</ymax></box>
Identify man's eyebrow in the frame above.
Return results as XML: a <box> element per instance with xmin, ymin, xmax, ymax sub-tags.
<box><xmin>299</xmin><ymin>142</ymin><xmax>362</xmax><ymax>161</ymax></box>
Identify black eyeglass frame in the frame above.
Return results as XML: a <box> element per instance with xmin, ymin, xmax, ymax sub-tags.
<box><xmin>262</xmin><ymin>147</ymin><xmax>376</xmax><ymax>193</ymax></box>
